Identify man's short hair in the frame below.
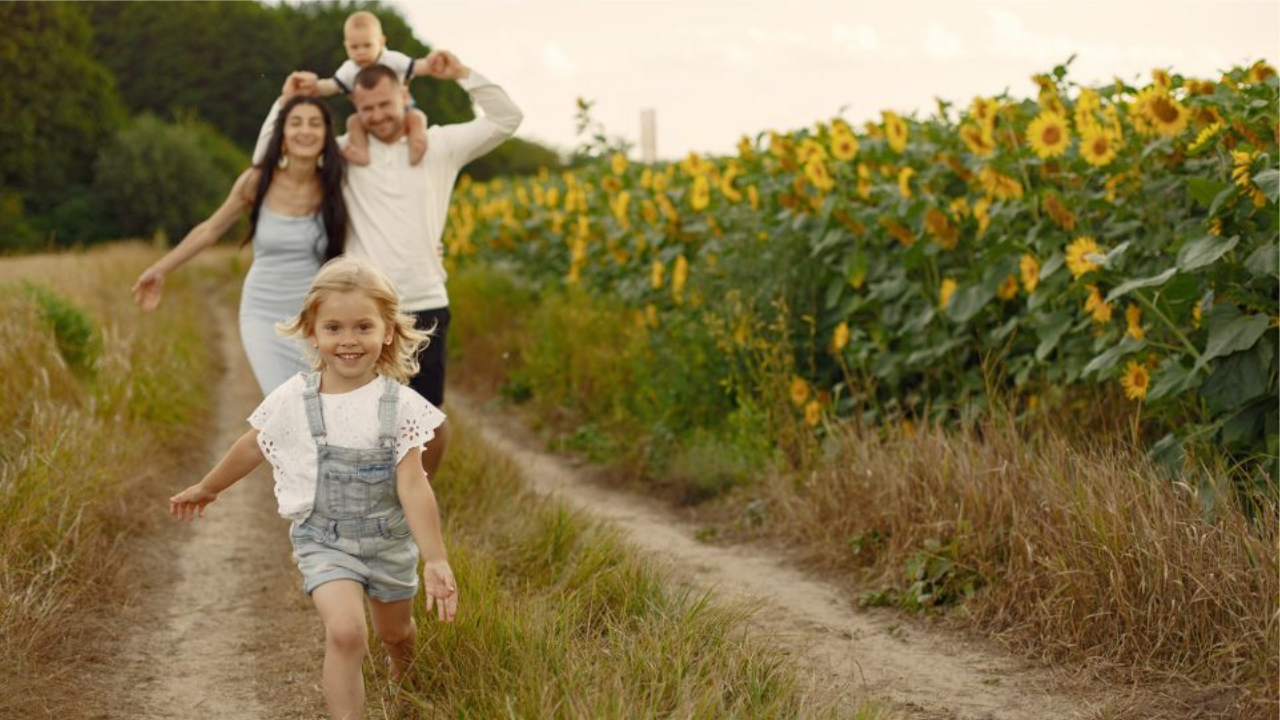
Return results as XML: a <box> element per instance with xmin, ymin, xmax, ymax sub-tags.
<box><xmin>354</xmin><ymin>64</ymin><xmax>400</xmax><ymax>91</ymax></box>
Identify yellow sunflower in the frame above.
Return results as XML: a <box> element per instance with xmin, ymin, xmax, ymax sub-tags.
<box><xmin>650</xmin><ymin>259</ymin><xmax>665</xmax><ymax>289</ymax></box>
<box><xmin>790</xmin><ymin>376</ymin><xmax>810</xmax><ymax>406</ymax></box>
<box><xmin>882</xmin><ymin>111</ymin><xmax>909</xmax><ymax>153</ymax></box>
<box><xmin>977</xmin><ymin>166</ymin><xmax>1024</xmax><ymax>201</ymax></box>
<box><xmin>898</xmin><ymin>166</ymin><xmax>915</xmax><ymax>198</ymax></box>
<box><xmin>1188</xmin><ymin>121</ymin><xmax>1223</xmax><ymax>153</ymax></box>
<box><xmin>1084</xmin><ymin>284</ymin><xmax>1112</xmax><ymax>324</ymax></box>
<box><xmin>805</xmin><ymin>158</ymin><xmax>835</xmax><ymax>192</ymax></box>
<box><xmin>611</xmin><ymin>152</ymin><xmax>629</xmax><ymax>176</ymax></box>
<box><xmin>672</xmin><ymin>255</ymin><xmax>689</xmax><ymax>304</ymax></box>
<box><xmin>925</xmin><ymin>208</ymin><xmax>958</xmax><ymax>249</ymax></box>
<box><xmin>720</xmin><ymin>166</ymin><xmax>742</xmax><ymax>203</ymax></box>
<box><xmin>1125</xmin><ymin>304</ymin><xmax>1144</xmax><ymax>340</ymax></box>
<box><xmin>1249</xmin><ymin>61</ymin><xmax>1277</xmax><ymax>85</ymax></box>
<box><xmin>1066</xmin><ymin>236</ymin><xmax>1103</xmax><ymax>278</ymax></box>
<box><xmin>1043</xmin><ymin>192</ymin><xmax>1077</xmax><ymax>230</ymax></box>
<box><xmin>1132</xmin><ymin>87</ymin><xmax>1189</xmax><ymax>137</ymax></box>
<box><xmin>1020</xmin><ymin>254</ymin><xmax>1040</xmax><ymax>293</ymax></box>
<box><xmin>831</xmin><ymin>321</ymin><xmax>850</xmax><ymax>352</ymax></box>
<box><xmin>939</xmin><ymin>278</ymin><xmax>958</xmax><ymax>309</ymax></box>
<box><xmin>959</xmin><ymin>123</ymin><xmax>996</xmax><ymax>157</ymax></box>
<box><xmin>1120</xmin><ymin>360</ymin><xmax>1150</xmax><ymax>401</ymax></box>
<box><xmin>1026</xmin><ymin>111</ymin><xmax>1071</xmax><ymax>158</ymax></box>
<box><xmin>690</xmin><ymin>175</ymin><xmax>711</xmax><ymax>211</ymax></box>
<box><xmin>830</xmin><ymin>129</ymin><xmax>859</xmax><ymax>161</ymax></box>
<box><xmin>997</xmin><ymin>274</ymin><xmax>1019</xmax><ymax>301</ymax></box>
<box><xmin>881</xmin><ymin>217</ymin><xmax>915</xmax><ymax>247</ymax></box>
<box><xmin>1079</xmin><ymin>126</ymin><xmax>1120</xmax><ymax>168</ymax></box>
<box><xmin>804</xmin><ymin>399</ymin><xmax>822</xmax><ymax>428</ymax></box>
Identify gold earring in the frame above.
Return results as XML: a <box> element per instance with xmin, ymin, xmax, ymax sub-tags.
<box><xmin>316</xmin><ymin>153</ymin><xmax>324</xmax><ymax>169</ymax></box>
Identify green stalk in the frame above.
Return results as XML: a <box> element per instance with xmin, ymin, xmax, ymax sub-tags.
<box><xmin>1132</xmin><ymin>289</ymin><xmax>1201</xmax><ymax>362</ymax></box>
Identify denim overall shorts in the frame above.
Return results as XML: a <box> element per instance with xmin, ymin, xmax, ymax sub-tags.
<box><xmin>289</xmin><ymin>372</ymin><xmax>419</xmax><ymax>602</ymax></box>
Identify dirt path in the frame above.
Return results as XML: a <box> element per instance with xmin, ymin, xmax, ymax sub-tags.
<box><xmin>450</xmin><ymin>395</ymin><xmax>1114</xmax><ymax>720</ymax></box>
<box><xmin>96</xmin><ymin>304</ymin><xmax>323</xmax><ymax>720</ymax></box>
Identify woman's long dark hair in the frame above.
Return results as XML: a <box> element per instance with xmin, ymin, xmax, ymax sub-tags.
<box><xmin>246</xmin><ymin>96</ymin><xmax>347</xmax><ymax>261</ymax></box>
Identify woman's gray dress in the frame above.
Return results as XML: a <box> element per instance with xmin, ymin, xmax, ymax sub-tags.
<box><xmin>239</xmin><ymin>208</ymin><xmax>326</xmax><ymax>395</ymax></box>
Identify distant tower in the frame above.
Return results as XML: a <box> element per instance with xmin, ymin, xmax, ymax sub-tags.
<box><xmin>640</xmin><ymin>108</ymin><xmax>657</xmax><ymax>164</ymax></box>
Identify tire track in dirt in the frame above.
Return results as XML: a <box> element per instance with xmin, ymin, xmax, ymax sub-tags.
<box><xmin>95</xmin><ymin>302</ymin><xmax>323</xmax><ymax>720</ymax></box>
<box><xmin>451</xmin><ymin>394</ymin><xmax>1113</xmax><ymax>720</ymax></box>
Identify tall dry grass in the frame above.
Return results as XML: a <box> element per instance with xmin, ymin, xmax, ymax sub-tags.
<box><xmin>755</xmin><ymin>419</ymin><xmax>1278</xmax><ymax>718</ymax></box>
<box><xmin>0</xmin><ymin>243</ymin><xmax>218</xmax><ymax>715</ymax></box>
<box><xmin>381</xmin><ymin>412</ymin><xmax>881</xmax><ymax>718</ymax></box>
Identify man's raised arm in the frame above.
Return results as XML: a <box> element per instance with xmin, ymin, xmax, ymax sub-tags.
<box><xmin>425</xmin><ymin>50</ymin><xmax>523</xmax><ymax>168</ymax></box>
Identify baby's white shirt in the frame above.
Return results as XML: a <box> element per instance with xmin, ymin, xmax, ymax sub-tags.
<box><xmin>248</xmin><ymin>373</ymin><xmax>446</xmax><ymax>521</ymax></box>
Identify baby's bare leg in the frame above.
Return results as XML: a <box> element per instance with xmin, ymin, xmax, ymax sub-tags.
<box><xmin>343</xmin><ymin>114</ymin><xmax>371</xmax><ymax>165</ymax></box>
<box><xmin>406</xmin><ymin>108</ymin><xmax>429</xmax><ymax>165</ymax></box>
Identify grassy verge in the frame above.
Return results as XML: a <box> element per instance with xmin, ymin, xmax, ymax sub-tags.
<box><xmin>448</xmin><ymin>261</ymin><xmax>1279</xmax><ymax>719</ymax></box>
<box><xmin>386</xmin><ymin>413</ymin><xmax>873</xmax><ymax>718</ymax></box>
<box><xmin>0</xmin><ymin>242</ymin><xmax>223</xmax><ymax>715</ymax></box>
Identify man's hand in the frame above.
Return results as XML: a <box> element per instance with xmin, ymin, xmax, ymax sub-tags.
<box><xmin>422</xmin><ymin>50</ymin><xmax>470</xmax><ymax>81</ymax></box>
<box><xmin>281</xmin><ymin>71</ymin><xmax>319</xmax><ymax>102</ymax></box>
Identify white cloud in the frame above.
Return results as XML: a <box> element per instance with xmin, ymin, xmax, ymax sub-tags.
<box><xmin>830</xmin><ymin>23</ymin><xmax>878</xmax><ymax>53</ymax></box>
<box><xmin>542</xmin><ymin>42</ymin><xmax>578</xmax><ymax>77</ymax></box>
<box><xmin>924</xmin><ymin>24</ymin><xmax>966</xmax><ymax>60</ymax></box>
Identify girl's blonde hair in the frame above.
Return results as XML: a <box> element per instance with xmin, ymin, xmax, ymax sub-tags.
<box><xmin>278</xmin><ymin>257</ymin><xmax>430</xmax><ymax>384</ymax></box>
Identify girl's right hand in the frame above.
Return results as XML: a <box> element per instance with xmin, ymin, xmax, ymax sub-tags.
<box><xmin>132</xmin><ymin>268</ymin><xmax>164</xmax><ymax>312</ymax></box>
<box><xmin>169</xmin><ymin>484</ymin><xmax>218</xmax><ymax>521</ymax></box>
<box><xmin>421</xmin><ymin>560</ymin><xmax>458</xmax><ymax>622</ymax></box>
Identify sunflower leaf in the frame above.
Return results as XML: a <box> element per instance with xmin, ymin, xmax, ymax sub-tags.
<box><xmin>1083</xmin><ymin>336</ymin><xmax>1145</xmax><ymax>378</ymax></box>
<box><xmin>1187</xmin><ymin>178</ymin><xmax>1228</xmax><ymax>207</ymax></box>
<box><xmin>1177</xmin><ymin>234</ymin><xmax>1239</xmax><ymax>271</ymax></box>
<box><xmin>1196</xmin><ymin>313</ymin><xmax>1270</xmax><ymax>370</ymax></box>
<box><xmin>1146</xmin><ymin>360</ymin><xmax>1200</xmax><ymax>403</ymax></box>
<box><xmin>1245</xmin><ymin>243</ymin><xmax>1278</xmax><ymax>277</ymax></box>
<box><xmin>1252</xmin><ymin>169</ymin><xmax>1279</xmax><ymax>203</ymax></box>
<box><xmin>1208</xmin><ymin>187</ymin><xmax>1235</xmax><ymax>217</ymax></box>
<box><xmin>1200</xmin><ymin>347</ymin><xmax>1267</xmax><ymax>414</ymax></box>
<box><xmin>1105</xmin><ymin>267</ymin><xmax>1179</xmax><ymax>303</ymax></box>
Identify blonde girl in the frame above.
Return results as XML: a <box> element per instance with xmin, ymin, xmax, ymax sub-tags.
<box><xmin>170</xmin><ymin>257</ymin><xmax>456</xmax><ymax>719</ymax></box>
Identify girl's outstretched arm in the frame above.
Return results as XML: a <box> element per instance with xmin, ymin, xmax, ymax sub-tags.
<box><xmin>396</xmin><ymin>447</ymin><xmax>457</xmax><ymax>622</ymax></box>
<box><xmin>169</xmin><ymin>429</ymin><xmax>265</xmax><ymax>521</ymax></box>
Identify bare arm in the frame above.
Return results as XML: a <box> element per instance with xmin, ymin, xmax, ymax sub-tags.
<box><xmin>396</xmin><ymin>446</ymin><xmax>457</xmax><ymax>621</ymax></box>
<box><xmin>131</xmin><ymin>169</ymin><xmax>258</xmax><ymax>312</ymax></box>
<box><xmin>315</xmin><ymin>77</ymin><xmax>341</xmax><ymax>97</ymax></box>
<box><xmin>169</xmin><ymin>429</ymin><xmax>265</xmax><ymax>520</ymax></box>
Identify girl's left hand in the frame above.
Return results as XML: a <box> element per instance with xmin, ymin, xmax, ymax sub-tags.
<box><xmin>421</xmin><ymin>560</ymin><xmax>458</xmax><ymax>622</ymax></box>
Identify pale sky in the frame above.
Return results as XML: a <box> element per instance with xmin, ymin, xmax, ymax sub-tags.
<box><xmin>392</xmin><ymin>1</ymin><xmax>1279</xmax><ymax>160</ymax></box>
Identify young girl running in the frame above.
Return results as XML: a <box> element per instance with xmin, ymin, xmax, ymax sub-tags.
<box><xmin>169</xmin><ymin>257</ymin><xmax>456</xmax><ymax>719</ymax></box>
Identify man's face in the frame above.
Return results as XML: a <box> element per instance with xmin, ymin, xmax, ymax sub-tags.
<box><xmin>351</xmin><ymin>77</ymin><xmax>407</xmax><ymax>143</ymax></box>
<box><xmin>343</xmin><ymin>27</ymin><xmax>384</xmax><ymax>68</ymax></box>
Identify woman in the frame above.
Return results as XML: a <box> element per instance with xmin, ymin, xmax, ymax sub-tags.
<box><xmin>132</xmin><ymin>91</ymin><xmax>347</xmax><ymax>395</ymax></box>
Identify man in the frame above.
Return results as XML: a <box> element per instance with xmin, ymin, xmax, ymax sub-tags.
<box><xmin>255</xmin><ymin>49</ymin><xmax>523</xmax><ymax>479</ymax></box>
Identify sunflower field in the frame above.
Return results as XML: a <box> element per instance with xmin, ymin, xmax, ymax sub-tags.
<box><xmin>446</xmin><ymin>60</ymin><xmax>1279</xmax><ymax>491</ymax></box>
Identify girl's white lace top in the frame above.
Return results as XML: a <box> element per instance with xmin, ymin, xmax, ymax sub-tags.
<box><xmin>248</xmin><ymin>373</ymin><xmax>446</xmax><ymax>521</ymax></box>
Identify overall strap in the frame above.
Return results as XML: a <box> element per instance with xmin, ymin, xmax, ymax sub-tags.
<box><xmin>301</xmin><ymin>372</ymin><xmax>328</xmax><ymax>441</ymax></box>
<box><xmin>377</xmin><ymin>376</ymin><xmax>399</xmax><ymax>446</ymax></box>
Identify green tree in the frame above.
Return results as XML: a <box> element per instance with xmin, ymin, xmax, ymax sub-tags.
<box><xmin>465</xmin><ymin>137</ymin><xmax>564</xmax><ymax>180</ymax></box>
<box><xmin>94</xmin><ymin>114</ymin><xmax>247</xmax><ymax>241</ymax></box>
<box><xmin>0</xmin><ymin>2</ymin><xmax>124</xmax><ymax>248</ymax></box>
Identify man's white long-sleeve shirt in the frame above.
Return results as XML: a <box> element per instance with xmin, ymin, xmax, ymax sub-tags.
<box><xmin>254</xmin><ymin>72</ymin><xmax>523</xmax><ymax>311</ymax></box>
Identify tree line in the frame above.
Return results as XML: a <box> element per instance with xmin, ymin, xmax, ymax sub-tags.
<box><xmin>0</xmin><ymin>1</ymin><xmax>559</xmax><ymax>252</ymax></box>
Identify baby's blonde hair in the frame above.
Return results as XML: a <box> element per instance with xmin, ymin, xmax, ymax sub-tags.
<box><xmin>344</xmin><ymin>10</ymin><xmax>383</xmax><ymax>35</ymax></box>
<box><xmin>279</xmin><ymin>257</ymin><xmax>430</xmax><ymax>384</ymax></box>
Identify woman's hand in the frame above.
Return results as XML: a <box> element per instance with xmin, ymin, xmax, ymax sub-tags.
<box><xmin>421</xmin><ymin>560</ymin><xmax>458</xmax><ymax>622</ymax></box>
<box><xmin>169</xmin><ymin>483</ymin><xmax>219</xmax><ymax>521</ymax></box>
<box><xmin>132</xmin><ymin>268</ymin><xmax>165</xmax><ymax>312</ymax></box>
<box><xmin>281</xmin><ymin>71</ymin><xmax>319</xmax><ymax>102</ymax></box>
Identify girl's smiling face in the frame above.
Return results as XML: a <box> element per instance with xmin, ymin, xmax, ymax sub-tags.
<box><xmin>309</xmin><ymin>290</ymin><xmax>391</xmax><ymax>392</ymax></box>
